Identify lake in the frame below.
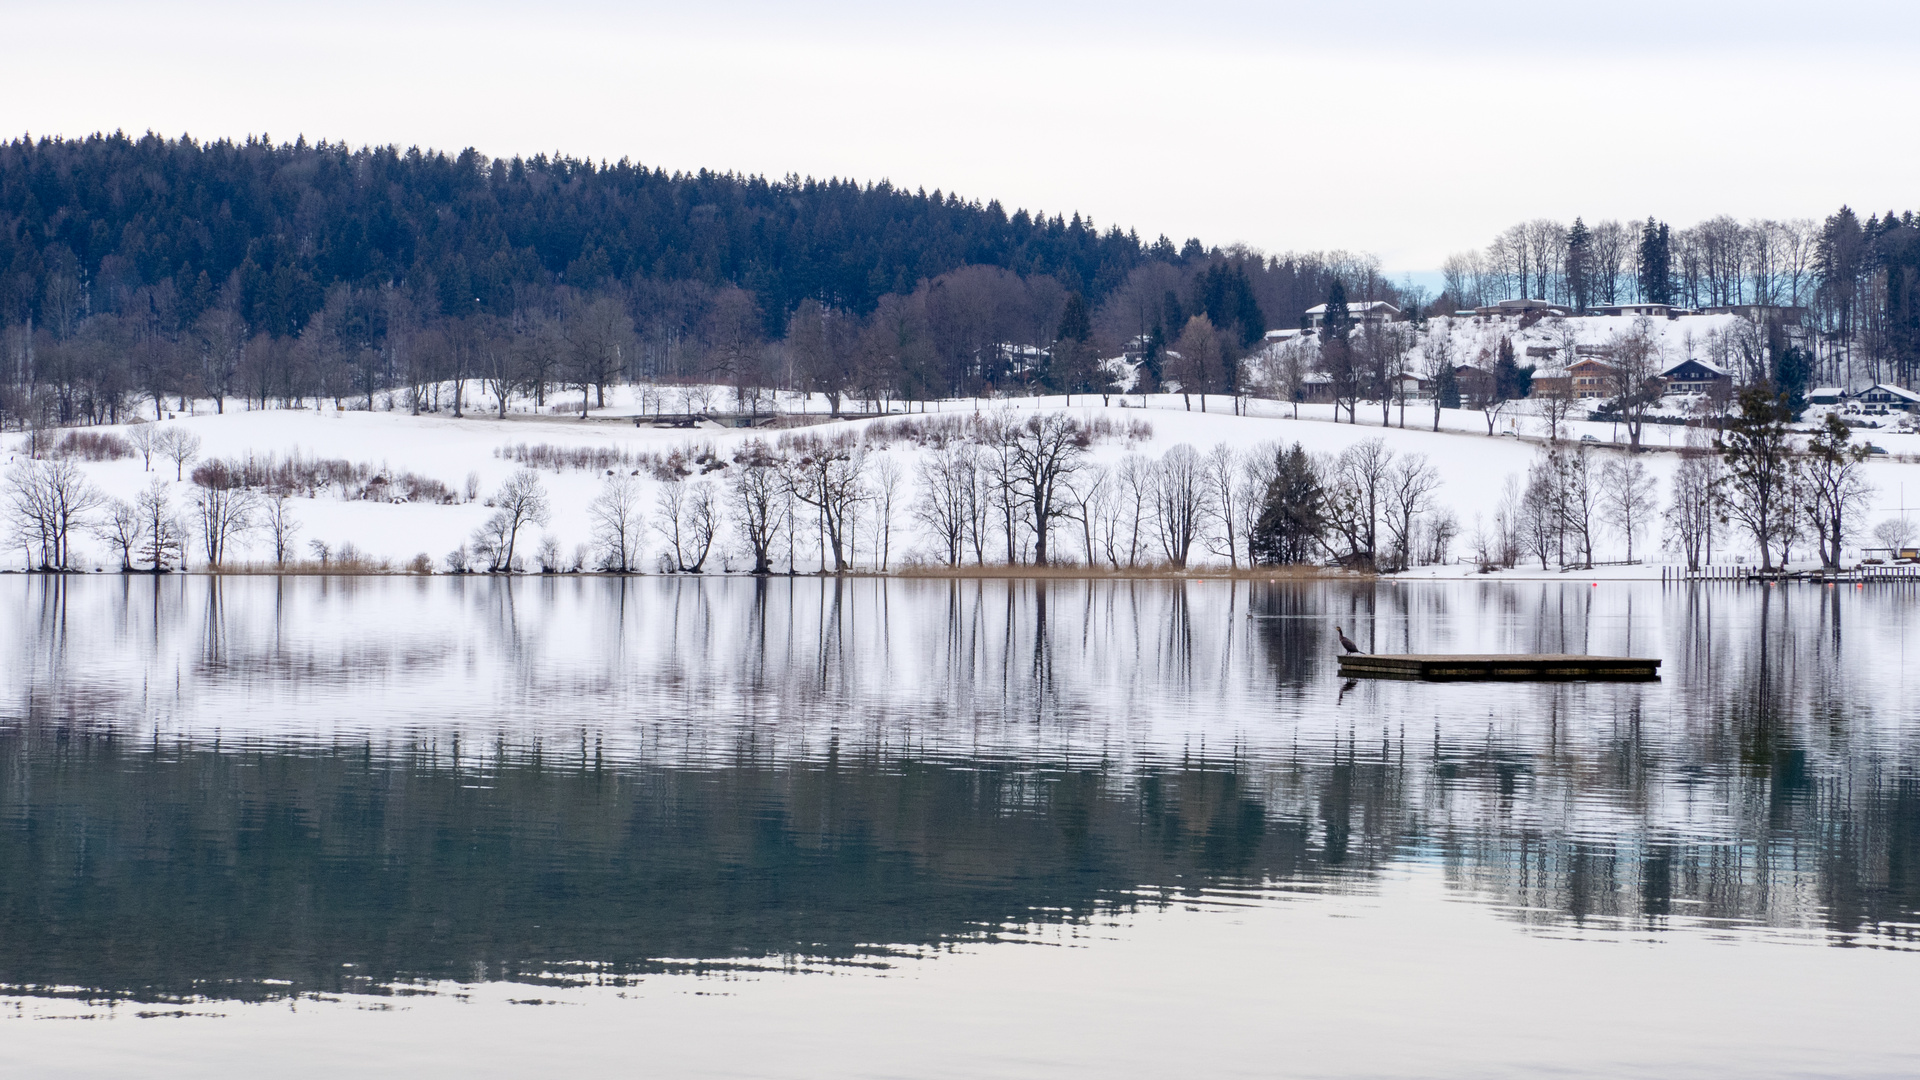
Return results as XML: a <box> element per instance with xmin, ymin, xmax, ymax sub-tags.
<box><xmin>1</xmin><ymin>574</ymin><xmax>1917</xmax><ymax>1078</ymax></box>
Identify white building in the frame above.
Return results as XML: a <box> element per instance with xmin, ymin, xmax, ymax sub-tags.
<box><xmin>1855</xmin><ymin>383</ymin><xmax>1920</xmax><ymax>412</ymax></box>
<box><xmin>1303</xmin><ymin>301</ymin><xmax>1400</xmax><ymax>329</ymax></box>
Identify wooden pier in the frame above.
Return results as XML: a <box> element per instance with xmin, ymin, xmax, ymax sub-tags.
<box><xmin>1338</xmin><ymin>653</ymin><xmax>1661</xmax><ymax>682</ymax></box>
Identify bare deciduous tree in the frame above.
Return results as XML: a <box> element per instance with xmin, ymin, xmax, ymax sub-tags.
<box><xmin>913</xmin><ymin>440</ymin><xmax>977</xmax><ymax>567</ymax></box>
<box><xmin>1200</xmin><ymin>443</ymin><xmax>1244</xmax><ymax>569</ymax></box>
<box><xmin>1010</xmin><ymin>413</ymin><xmax>1086</xmax><ymax>565</ymax></box>
<box><xmin>128</xmin><ymin>423</ymin><xmax>157</xmax><ymax>471</ymax></box>
<box><xmin>1663</xmin><ymin>453</ymin><xmax>1722</xmax><ymax>571</ymax></box>
<box><xmin>1153</xmin><ymin>444</ymin><xmax>1206</xmax><ymax>568</ymax></box>
<box><xmin>93</xmin><ymin>498</ymin><xmax>146</xmax><ymax>570</ymax></box>
<box><xmin>263</xmin><ymin>491</ymin><xmax>301</xmax><ymax>566</ymax></box>
<box><xmin>1599</xmin><ymin>455</ymin><xmax>1657</xmax><ymax>562</ymax></box>
<box><xmin>1113</xmin><ymin>454</ymin><xmax>1155</xmax><ymax>568</ymax></box>
<box><xmin>157</xmin><ymin>427</ymin><xmax>202</xmax><ymax>481</ymax></box>
<box><xmin>1804</xmin><ymin>413</ymin><xmax>1874</xmax><ymax>568</ymax></box>
<box><xmin>536</xmin><ymin>534</ymin><xmax>563</xmax><ymax>572</ymax></box>
<box><xmin>1520</xmin><ymin>461</ymin><xmax>1560</xmax><ymax>569</ymax></box>
<box><xmin>1365</xmin><ymin>323</ymin><xmax>1411</xmax><ymax>427</ymax></box>
<box><xmin>1322</xmin><ymin>439</ymin><xmax>1393</xmax><ymax>567</ymax></box>
<box><xmin>1606</xmin><ymin>318</ymin><xmax>1667</xmax><ymax>451</ymax></box>
<box><xmin>656</xmin><ymin>480</ymin><xmax>720</xmax><ymax>572</ymax></box>
<box><xmin>589</xmin><ymin>473</ymin><xmax>648</xmax><ymax>572</ymax></box>
<box><xmin>783</xmin><ymin>436</ymin><xmax>866</xmax><ymax>571</ymax></box>
<box><xmin>191</xmin><ymin>461</ymin><xmax>258</xmax><ymax>567</ymax></box>
<box><xmin>1554</xmin><ymin>445</ymin><xmax>1602</xmax><ymax>568</ymax></box>
<box><xmin>1872</xmin><ymin>516</ymin><xmax>1915</xmax><ymax>552</ymax></box>
<box><xmin>684</xmin><ymin>482</ymin><xmax>721</xmax><ymax>572</ymax></box>
<box><xmin>1067</xmin><ymin>464</ymin><xmax>1114</xmax><ymax>567</ymax></box>
<box><xmin>1232</xmin><ymin>441</ymin><xmax>1280</xmax><ymax>566</ymax></box>
<box><xmin>136</xmin><ymin>477</ymin><xmax>186</xmax><ymax>572</ymax></box>
<box><xmin>1381</xmin><ymin>453</ymin><xmax>1440</xmax><ymax>572</ymax></box>
<box><xmin>473</xmin><ymin>468</ymin><xmax>551</xmax><ymax>571</ymax></box>
<box><xmin>562</xmin><ymin>294</ymin><xmax>633</xmax><ymax>415</ymax></box>
<box><xmin>729</xmin><ymin>441</ymin><xmax>789</xmax><ymax>574</ymax></box>
<box><xmin>5</xmin><ymin>458</ymin><xmax>103</xmax><ymax>570</ymax></box>
<box><xmin>869</xmin><ymin>455</ymin><xmax>903</xmax><ymax>571</ymax></box>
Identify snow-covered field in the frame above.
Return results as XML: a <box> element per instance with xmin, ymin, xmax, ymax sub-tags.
<box><xmin>8</xmin><ymin>386</ymin><xmax>1920</xmax><ymax>577</ymax></box>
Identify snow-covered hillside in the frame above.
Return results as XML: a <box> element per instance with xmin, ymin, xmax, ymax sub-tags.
<box><xmin>7</xmin><ymin>386</ymin><xmax>1920</xmax><ymax>576</ymax></box>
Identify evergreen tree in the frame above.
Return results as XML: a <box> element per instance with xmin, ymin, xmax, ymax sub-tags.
<box><xmin>1057</xmin><ymin>291</ymin><xmax>1091</xmax><ymax>344</ymax></box>
<box><xmin>1816</xmin><ymin>206</ymin><xmax>1868</xmax><ymax>365</ymax></box>
<box><xmin>1138</xmin><ymin>323</ymin><xmax>1165</xmax><ymax>393</ymax></box>
<box><xmin>1770</xmin><ymin>345</ymin><xmax>1813</xmax><ymax>418</ymax></box>
<box><xmin>1874</xmin><ymin>217</ymin><xmax>1920</xmax><ymax>383</ymax></box>
<box><xmin>1322</xmin><ymin>281</ymin><xmax>1352</xmax><ymax>344</ymax></box>
<box><xmin>1435</xmin><ymin>363</ymin><xmax>1461</xmax><ymax>410</ymax></box>
<box><xmin>1192</xmin><ymin>263</ymin><xmax>1266</xmax><ymax>349</ymax></box>
<box><xmin>1250</xmin><ymin>444</ymin><xmax>1327</xmax><ymax>565</ymax></box>
<box><xmin>1637</xmin><ymin>218</ymin><xmax>1672</xmax><ymax>305</ymax></box>
<box><xmin>1493</xmin><ymin>337</ymin><xmax>1533</xmax><ymax>399</ymax></box>
<box><xmin>1565</xmin><ymin>218</ymin><xmax>1593</xmax><ymax>313</ymax></box>
<box><xmin>1048</xmin><ymin>291</ymin><xmax>1095</xmax><ymax>397</ymax></box>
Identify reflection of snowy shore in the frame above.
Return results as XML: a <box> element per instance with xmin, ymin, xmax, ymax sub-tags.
<box><xmin>3</xmin><ymin>575</ymin><xmax>1914</xmax><ymax>939</ymax></box>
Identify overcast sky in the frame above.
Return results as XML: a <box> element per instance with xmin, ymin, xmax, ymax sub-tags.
<box><xmin>7</xmin><ymin>1</ymin><xmax>1918</xmax><ymax>273</ymax></box>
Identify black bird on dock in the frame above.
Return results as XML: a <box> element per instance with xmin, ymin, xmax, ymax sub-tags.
<box><xmin>1334</xmin><ymin>626</ymin><xmax>1364</xmax><ymax>655</ymax></box>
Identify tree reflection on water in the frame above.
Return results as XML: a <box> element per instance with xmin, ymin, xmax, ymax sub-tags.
<box><xmin>0</xmin><ymin>574</ymin><xmax>1915</xmax><ymax>1002</ymax></box>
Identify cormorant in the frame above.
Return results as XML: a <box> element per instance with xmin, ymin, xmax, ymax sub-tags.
<box><xmin>1334</xmin><ymin>625</ymin><xmax>1364</xmax><ymax>655</ymax></box>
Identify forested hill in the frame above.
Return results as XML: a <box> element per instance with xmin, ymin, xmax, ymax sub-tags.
<box><xmin>0</xmin><ymin>131</ymin><xmax>1171</xmax><ymax>335</ymax></box>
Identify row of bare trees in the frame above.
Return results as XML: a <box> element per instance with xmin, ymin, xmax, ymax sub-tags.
<box><xmin>2</xmin><ymin>456</ymin><xmax>300</xmax><ymax>572</ymax></box>
<box><xmin>1445</xmin><ymin>217</ymin><xmax>1821</xmax><ymax>313</ymax></box>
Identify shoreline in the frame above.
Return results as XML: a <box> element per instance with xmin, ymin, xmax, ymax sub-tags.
<box><xmin>5</xmin><ymin>565</ymin><xmax>1889</xmax><ymax>583</ymax></box>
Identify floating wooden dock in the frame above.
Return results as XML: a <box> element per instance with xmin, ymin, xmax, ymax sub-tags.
<box><xmin>1338</xmin><ymin>654</ymin><xmax>1661</xmax><ymax>682</ymax></box>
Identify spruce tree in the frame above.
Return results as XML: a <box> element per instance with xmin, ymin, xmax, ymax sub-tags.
<box><xmin>1637</xmin><ymin>218</ymin><xmax>1672</xmax><ymax>305</ymax></box>
<box><xmin>1048</xmin><ymin>290</ymin><xmax>1094</xmax><ymax>397</ymax></box>
<box><xmin>1057</xmin><ymin>291</ymin><xmax>1091</xmax><ymax>344</ymax></box>
<box><xmin>1435</xmin><ymin>363</ymin><xmax>1461</xmax><ymax>410</ymax></box>
<box><xmin>1493</xmin><ymin>337</ymin><xmax>1532</xmax><ymax>399</ymax></box>
<box><xmin>1770</xmin><ymin>345</ymin><xmax>1813</xmax><ymax>417</ymax></box>
<box><xmin>1323</xmin><ymin>280</ymin><xmax>1352</xmax><ymax>344</ymax></box>
<box><xmin>1565</xmin><ymin>218</ymin><xmax>1592</xmax><ymax>313</ymax></box>
<box><xmin>1250</xmin><ymin>444</ymin><xmax>1327</xmax><ymax>565</ymax></box>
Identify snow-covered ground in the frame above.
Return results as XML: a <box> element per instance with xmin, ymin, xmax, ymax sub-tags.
<box><xmin>8</xmin><ymin>385</ymin><xmax>1920</xmax><ymax>576</ymax></box>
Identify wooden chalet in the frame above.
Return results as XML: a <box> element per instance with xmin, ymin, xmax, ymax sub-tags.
<box><xmin>1567</xmin><ymin>358</ymin><xmax>1617</xmax><ymax>400</ymax></box>
<box><xmin>1660</xmin><ymin>357</ymin><xmax>1728</xmax><ymax>397</ymax></box>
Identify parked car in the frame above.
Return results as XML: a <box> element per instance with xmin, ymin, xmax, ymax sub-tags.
<box><xmin>1580</xmin><ymin>434</ymin><xmax>1600</xmax><ymax>442</ymax></box>
<box><xmin>1868</xmin><ymin>444</ymin><xmax>1890</xmax><ymax>456</ymax></box>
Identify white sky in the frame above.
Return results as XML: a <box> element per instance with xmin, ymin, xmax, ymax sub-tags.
<box><xmin>6</xmin><ymin>1</ymin><xmax>1919</xmax><ymax>274</ymax></box>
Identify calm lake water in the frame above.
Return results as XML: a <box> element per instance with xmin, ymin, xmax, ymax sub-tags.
<box><xmin>2</xmin><ymin>574</ymin><xmax>1917</xmax><ymax>1078</ymax></box>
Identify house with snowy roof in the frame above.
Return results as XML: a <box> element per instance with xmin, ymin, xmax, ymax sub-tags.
<box><xmin>1567</xmin><ymin>357</ymin><xmax>1616</xmax><ymax>400</ymax></box>
<box><xmin>1808</xmin><ymin>387</ymin><xmax>1847</xmax><ymax>406</ymax></box>
<box><xmin>1701</xmin><ymin>304</ymin><xmax>1810</xmax><ymax>323</ymax></box>
<box><xmin>1531</xmin><ymin>366</ymin><xmax>1571</xmax><ymax>397</ymax></box>
<box><xmin>1594</xmin><ymin>302</ymin><xmax>1671</xmax><ymax>318</ymax></box>
<box><xmin>1296</xmin><ymin>371</ymin><xmax>1336</xmax><ymax>404</ymax></box>
<box><xmin>1856</xmin><ymin>383</ymin><xmax>1920</xmax><ymax>411</ymax></box>
<box><xmin>1660</xmin><ymin>357</ymin><xmax>1727</xmax><ymax>397</ymax></box>
<box><xmin>1304</xmin><ymin>301</ymin><xmax>1399</xmax><ymax>330</ymax></box>
<box><xmin>1474</xmin><ymin>299</ymin><xmax>1571</xmax><ymax>319</ymax></box>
